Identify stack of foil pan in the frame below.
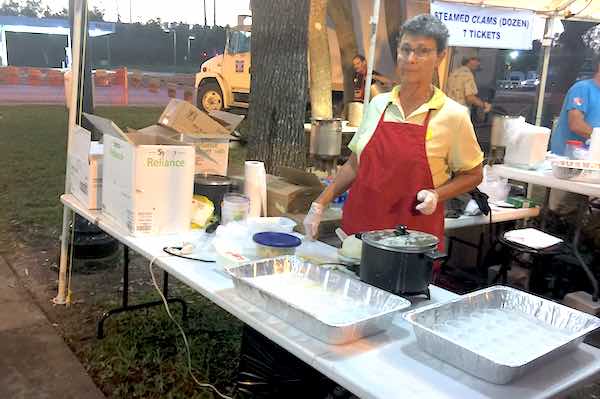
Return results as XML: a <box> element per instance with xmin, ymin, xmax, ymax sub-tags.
<box><xmin>226</xmin><ymin>255</ymin><xmax>411</xmax><ymax>344</ymax></box>
<box><xmin>404</xmin><ymin>286</ymin><xmax>600</xmax><ymax>384</ymax></box>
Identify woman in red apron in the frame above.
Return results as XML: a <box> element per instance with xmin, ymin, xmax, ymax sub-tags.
<box><xmin>304</xmin><ymin>14</ymin><xmax>483</xmax><ymax>257</ymax></box>
<box><xmin>340</xmin><ymin>107</ymin><xmax>443</xmax><ymax>242</ymax></box>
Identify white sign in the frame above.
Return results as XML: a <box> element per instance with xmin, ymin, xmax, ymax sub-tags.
<box><xmin>431</xmin><ymin>1</ymin><xmax>535</xmax><ymax>50</ymax></box>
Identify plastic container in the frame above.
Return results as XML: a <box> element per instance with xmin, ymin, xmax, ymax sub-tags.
<box><xmin>253</xmin><ymin>232</ymin><xmax>302</xmax><ymax>259</ymax></box>
<box><xmin>221</xmin><ymin>193</ymin><xmax>250</xmax><ymax>225</ymax></box>
<box><xmin>590</xmin><ymin>128</ymin><xmax>600</xmax><ymax>161</ymax></box>
<box><xmin>565</xmin><ymin>140</ymin><xmax>583</xmax><ymax>160</ymax></box>
<box><xmin>247</xmin><ymin>217</ymin><xmax>297</xmax><ymax>233</ymax></box>
<box><xmin>504</xmin><ymin>123</ymin><xmax>550</xmax><ymax>169</ymax></box>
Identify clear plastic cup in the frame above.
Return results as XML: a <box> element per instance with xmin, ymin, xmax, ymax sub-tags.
<box><xmin>221</xmin><ymin>193</ymin><xmax>250</xmax><ymax>225</ymax></box>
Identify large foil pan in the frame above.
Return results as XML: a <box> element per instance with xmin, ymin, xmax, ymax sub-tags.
<box><xmin>403</xmin><ymin>286</ymin><xmax>600</xmax><ymax>384</ymax></box>
<box><xmin>226</xmin><ymin>256</ymin><xmax>411</xmax><ymax>344</ymax></box>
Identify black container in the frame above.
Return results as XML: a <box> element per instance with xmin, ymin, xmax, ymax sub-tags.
<box><xmin>193</xmin><ymin>174</ymin><xmax>233</xmax><ymax>217</ymax></box>
<box><xmin>359</xmin><ymin>225</ymin><xmax>446</xmax><ymax>296</ymax></box>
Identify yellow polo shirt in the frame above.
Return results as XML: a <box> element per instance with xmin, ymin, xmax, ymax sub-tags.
<box><xmin>348</xmin><ymin>86</ymin><xmax>483</xmax><ymax>188</ymax></box>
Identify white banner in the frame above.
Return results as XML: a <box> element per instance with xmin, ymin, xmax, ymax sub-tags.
<box><xmin>431</xmin><ymin>1</ymin><xmax>535</xmax><ymax>50</ymax></box>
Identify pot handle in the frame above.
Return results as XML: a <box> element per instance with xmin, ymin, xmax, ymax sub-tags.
<box><xmin>425</xmin><ymin>250</ymin><xmax>447</xmax><ymax>261</ymax></box>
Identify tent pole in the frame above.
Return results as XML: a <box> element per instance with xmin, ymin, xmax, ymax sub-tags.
<box><xmin>363</xmin><ymin>0</ymin><xmax>381</xmax><ymax>106</ymax></box>
<box><xmin>0</xmin><ymin>29</ymin><xmax>7</xmax><ymax>66</ymax></box>
<box><xmin>535</xmin><ymin>18</ymin><xmax>552</xmax><ymax>127</ymax></box>
<box><xmin>55</xmin><ymin>0</ymin><xmax>86</xmax><ymax>305</ymax></box>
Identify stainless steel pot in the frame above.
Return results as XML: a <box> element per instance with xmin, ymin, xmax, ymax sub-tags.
<box><xmin>491</xmin><ymin>115</ymin><xmax>523</xmax><ymax>147</ymax></box>
<box><xmin>310</xmin><ymin>118</ymin><xmax>342</xmax><ymax>158</ymax></box>
<box><xmin>359</xmin><ymin>225</ymin><xmax>446</xmax><ymax>296</ymax></box>
<box><xmin>347</xmin><ymin>102</ymin><xmax>363</xmax><ymax>127</ymax></box>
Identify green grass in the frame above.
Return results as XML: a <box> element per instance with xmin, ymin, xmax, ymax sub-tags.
<box><xmin>84</xmin><ymin>287</ymin><xmax>242</xmax><ymax>398</ymax></box>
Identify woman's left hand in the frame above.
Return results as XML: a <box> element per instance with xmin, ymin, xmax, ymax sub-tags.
<box><xmin>416</xmin><ymin>190</ymin><xmax>439</xmax><ymax>215</ymax></box>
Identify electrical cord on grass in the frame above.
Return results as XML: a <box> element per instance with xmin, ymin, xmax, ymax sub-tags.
<box><xmin>149</xmin><ymin>256</ymin><xmax>233</xmax><ymax>399</ymax></box>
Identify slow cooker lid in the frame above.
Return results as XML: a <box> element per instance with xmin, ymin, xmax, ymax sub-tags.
<box><xmin>361</xmin><ymin>225</ymin><xmax>438</xmax><ymax>253</ymax></box>
<box><xmin>194</xmin><ymin>173</ymin><xmax>232</xmax><ymax>186</ymax></box>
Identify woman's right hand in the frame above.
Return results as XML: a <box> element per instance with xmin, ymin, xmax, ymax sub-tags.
<box><xmin>303</xmin><ymin>202</ymin><xmax>324</xmax><ymax>240</ymax></box>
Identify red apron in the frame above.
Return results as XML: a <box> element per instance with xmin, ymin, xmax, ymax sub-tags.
<box><xmin>341</xmin><ymin>105</ymin><xmax>445</xmax><ymax>252</ymax></box>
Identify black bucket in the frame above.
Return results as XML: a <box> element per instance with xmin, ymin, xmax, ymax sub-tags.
<box><xmin>193</xmin><ymin>174</ymin><xmax>233</xmax><ymax>217</ymax></box>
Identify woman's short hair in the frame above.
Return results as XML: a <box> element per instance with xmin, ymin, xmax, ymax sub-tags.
<box><xmin>399</xmin><ymin>14</ymin><xmax>449</xmax><ymax>53</ymax></box>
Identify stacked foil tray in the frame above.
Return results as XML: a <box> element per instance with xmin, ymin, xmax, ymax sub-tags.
<box><xmin>404</xmin><ymin>286</ymin><xmax>600</xmax><ymax>384</ymax></box>
<box><xmin>226</xmin><ymin>256</ymin><xmax>411</xmax><ymax>345</ymax></box>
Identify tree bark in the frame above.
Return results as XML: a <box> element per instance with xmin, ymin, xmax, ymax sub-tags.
<box><xmin>328</xmin><ymin>0</ymin><xmax>358</xmax><ymax>106</ymax></box>
<box><xmin>309</xmin><ymin>0</ymin><xmax>332</xmax><ymax>119</ymax></box>
<box><xmin>384</xmin><ymin>0</ymin><xmax>405</xmax><ymax>63</ymax></box>
<box><xmin>247</xmin><ymin>0</ymin><xmax>310</xmax><ymax>174</ymax></box>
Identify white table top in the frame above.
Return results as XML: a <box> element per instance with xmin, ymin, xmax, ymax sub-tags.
<box><xmin>445</xmin><ymin>205</ymin><xmax>539</xmax><ymax>230</ymax></box>
<box><xmin>61</xmin><ymin>193</ymin><xmax>600</xmax><ymax>399</ymax></box>
<box><xmin>493</xmin><ymin>165</ymin><xmax>600</xmax><ymax>197</ymax></box>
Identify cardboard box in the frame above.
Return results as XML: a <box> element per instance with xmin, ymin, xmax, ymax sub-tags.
<box><xmin>267</xmin><ymin>167</ymin><xmax>325</xmax><ymax>216</ymax></box>
<box><xmin>85</xmin><ymin>113</ymin><xmax>195</xmax><ymax>236</ymax></box>
<box><xmin>69</xmin><ymin>125</ymin><xmax>103</xmax><ymax>209</ymax></box>
<box><xmin>287</xmin><ymin>208</ymin><xmax>342</xmax><ymax>237</ymax></box>
<box><xmin>183</xmin><ymin>136</ymin><xmax>231</xmax><ymax>176</ymax></box>
<box><xmin>158</xmin><ymin>99</ymin><xmax>244</xmax><ymax>176</ymax></box>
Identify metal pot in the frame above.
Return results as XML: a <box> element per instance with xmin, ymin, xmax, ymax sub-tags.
<box><xmin>310</xmin><ymin>118</ymin><xmax>342</xmax><ymax>158</ymax></box>
<box><xmin>193</xmin><ymin>174</ymin><xmax>233</xmax><ymax>217</ymax></box>
<box><xmin>491</xmin><ymin>114</ymin><xmax>523</xmax><ymax>147</ymax></box>
<box><xmin>359</xmin><ymin>225</ymin><xmax>446</xmax><ymax>296</ymax></box>
<box><xmin>347</xmin><ymin>102</ymin><xmax>363</xmax><ymax>127</ymax></box>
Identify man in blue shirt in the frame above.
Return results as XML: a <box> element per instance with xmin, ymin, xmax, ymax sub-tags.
<box><xmin>551</xmin><ymin>55</ymin><xmax>600</xmax><ymax>155</ymax></box>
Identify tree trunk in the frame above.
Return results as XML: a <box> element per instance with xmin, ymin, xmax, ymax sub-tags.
<box><xmin>328</xmin><ymin>0</ymin><xmax>358</xmax><ymax>106</ymax></box>
<box><xmin>247</xmin><ymin>0</ymin><xmax>310</xmax><ymax>174</ymax></box>
<box><xmin>309</xmin><ymin>0</ymin><xmax>332</xmax><ymax>119</ymax></box>
<box><xmin>384</xmin><ymin>0</ymin><xmax>405</xmax><ymax>63</ymax></box>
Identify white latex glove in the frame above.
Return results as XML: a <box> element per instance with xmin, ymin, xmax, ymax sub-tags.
<box><xmin>416</xmin><ymin>190</ymin><xmax>439</xmax><ymax>215</ymax></box>
<box><xmin>303</xmin><ymin>202</ymin><xmax>324</xmax><ymax>240</ymax></box>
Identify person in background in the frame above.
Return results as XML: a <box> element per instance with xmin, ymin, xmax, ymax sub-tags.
<box><xmin>304</xmin><ymin>14</ymin><xmax>483</xmax><ymax>255</ymax></box>
<box><xmin>548</xmin><ymin>55</ymin><xmax>600</xmax><ymax>215</ymax></box>
<box><xmin>446</xmin><ymin>56</ymin><xmax>492</xmax><ymax>114</ymax></box>
<box><xmin>352</xmin><ymin>54</ymin><xmax>393</xmax><ymax>101</ymax></box>
<box><xmin>550</xmin><ymin>55</ymin><xmax>600</xmax><ymax>156</ymax></box>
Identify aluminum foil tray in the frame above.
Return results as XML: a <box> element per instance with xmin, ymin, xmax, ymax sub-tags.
<box><xmin>404</xmin><ymin>286</ymin><xmax>600</xmax><ymax>384</ymax></box>
<box><xmin>226</xmin><ymin>255</ymin><xmax>411</xmax><ymax>344</ymax></box>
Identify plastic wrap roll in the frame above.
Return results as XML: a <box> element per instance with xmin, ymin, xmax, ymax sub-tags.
<box><xmin>244</xmin><ymin>161</ymin><xmax>267</xmax><ymax>217</ymax></box>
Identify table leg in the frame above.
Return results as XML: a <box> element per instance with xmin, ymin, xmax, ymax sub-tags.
<box><xmin>573</xmin><ymin>203</ymin><xmax>599</xmax><ymax>302</ymax></box>
<box><xmin>96</xmin><ymin>244</ymin><xmax>189</xmax><ymax>339</ymax></box>
<box><xmin>540</xmin><ymin>187</ymin><xmax>552</xmax><ymax>231</ymax></box>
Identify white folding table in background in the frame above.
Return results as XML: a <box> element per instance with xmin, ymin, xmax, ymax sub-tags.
<box><xmin>60</xmin><ymin>193</ymin><xmax>600</xmax><ymax>399</ymax></box>
<box><xmin>493</xmin><ymin>165</ymin><xmax>600</xmax><ymax>198</ymax></box>
<box><xmin>492</xmin><ymin>164</ymin><xmax>600</xmax><ymax>301</ymax></box>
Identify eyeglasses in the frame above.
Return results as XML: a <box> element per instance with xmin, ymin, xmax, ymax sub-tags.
<box><xmin>397</xmin><ymin>45</ymin><xmax>437</xmax><ymax>59</ymax></box>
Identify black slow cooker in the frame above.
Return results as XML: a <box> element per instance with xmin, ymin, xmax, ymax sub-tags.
<box><xmin>359</xmin><ymin>225</ymin><xmax>446</xmax><ymax>297</ymax></box>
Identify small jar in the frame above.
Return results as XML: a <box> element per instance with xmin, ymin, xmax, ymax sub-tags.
<box><xmin>221</xmin><ymin>193</ymin><xmax>250</xmax><ymax>225</ymax></box>
<box><xmin>565</xmin><ymin>140</ymin><xmax>583</xmax><ymax>159</ymax></box>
